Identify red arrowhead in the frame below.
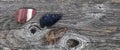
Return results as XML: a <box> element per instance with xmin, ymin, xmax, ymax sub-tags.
<box><xmin>15</xmin><ymin>8</ymin><xmax>36</xmax><ymax>24</ymax></box>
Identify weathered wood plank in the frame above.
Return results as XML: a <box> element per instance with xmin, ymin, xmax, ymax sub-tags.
<box><xmin>0</xmin><ymin>0</ymin><xmax>120</xmax><ymax>50</ymax></box>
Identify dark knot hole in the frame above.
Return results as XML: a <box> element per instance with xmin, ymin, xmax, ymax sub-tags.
<box><xmin>67</xmin><ymin>39</ymin><xmax>79</xmax><ymax>48</ymax></box>
<box><xmin>30</xmin><ymin>28</ymin><xmax>36</xmax><ymax>34</ymax></box>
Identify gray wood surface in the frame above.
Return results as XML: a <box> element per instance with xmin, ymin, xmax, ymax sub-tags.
<box><xmin>0</xmin><ymin>0</ymin><xmax>120</xmax><ymax>50</ymax></box>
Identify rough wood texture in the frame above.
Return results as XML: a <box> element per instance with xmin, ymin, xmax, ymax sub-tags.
<box><xmin>0</xmin><ymin>0</ymin><xmax>120</xmax><ymax>50</ymax></box>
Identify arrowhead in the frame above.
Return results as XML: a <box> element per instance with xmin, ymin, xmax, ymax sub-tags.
<box><xmin>15</xmin><ymin>8</ymin><xmax>36</xmax><ymax>24</ymax></box>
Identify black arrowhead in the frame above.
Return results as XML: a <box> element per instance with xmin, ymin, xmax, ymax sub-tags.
<box><xmin>40</xmin><ymin>14</ymin><xmax>62</xmax><ymax>28</ymax></box>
